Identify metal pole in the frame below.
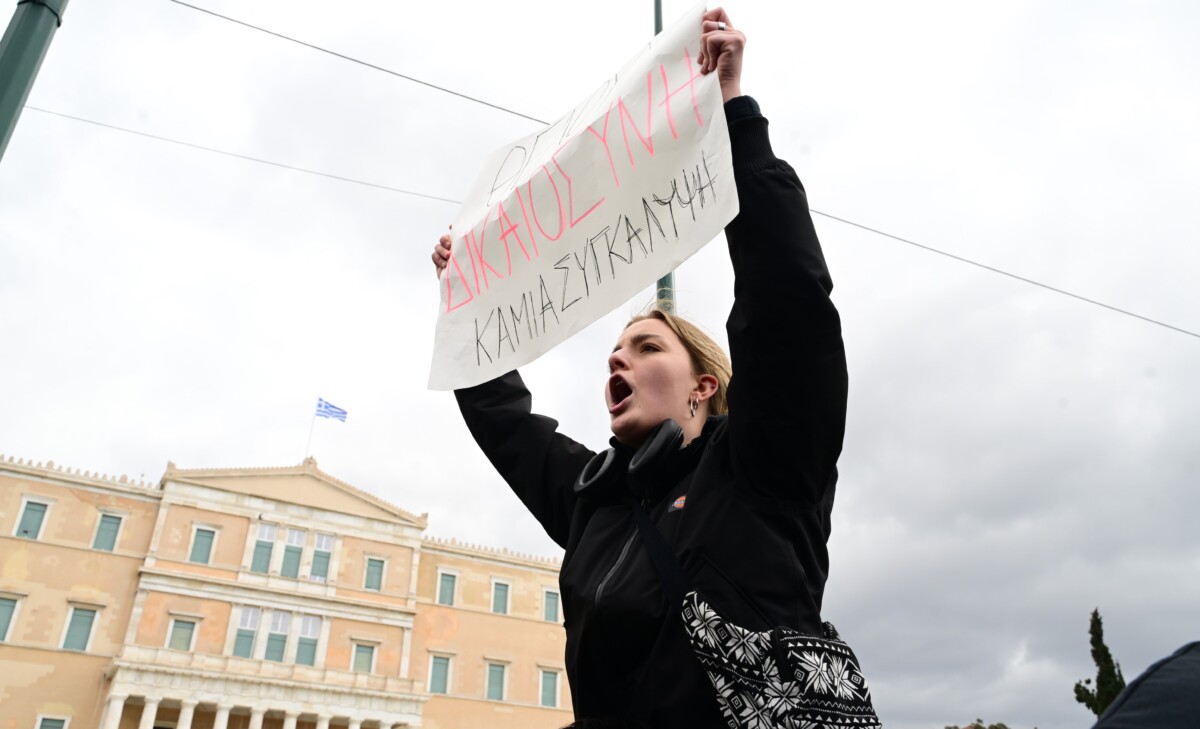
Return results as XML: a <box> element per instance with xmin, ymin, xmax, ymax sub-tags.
<box><xmin>0</xmin><ymin>0</ymin><xmax>69</xmax><ymax>164</ymax></box>
<box><xmin>652</xmin><ymin>0</ymin><xmax>675</xmax><ymax>312</ymax></box>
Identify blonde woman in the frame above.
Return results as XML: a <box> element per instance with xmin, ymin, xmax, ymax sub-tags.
<box><xmin>434</xmin><ymin>10</ymin><xmax>850</xmax><ymax>727</ymax></box>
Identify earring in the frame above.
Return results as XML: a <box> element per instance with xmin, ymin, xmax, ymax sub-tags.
<box><xmin>689</xmin><ymin>396</ymin><xmax>698</xmax><ymax>419</ymax></box>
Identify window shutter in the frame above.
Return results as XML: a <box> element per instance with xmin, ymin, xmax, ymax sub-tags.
<box><xmin>296</xmin><ymin>637</ymin><xmax>318</xmax><ymax>666</ymax></box>
<box><xmin>169</xmin><ymin>620</ymin><xmax>195</xmax><ymax>651</ymax></box>
<box><xmin>437</xmin><ymin>573</ymin><xmax>456</xmax><ymax>605</ymax></box>
<box><xmin>189</xmin><ymin>529</ymin><xmax>215</xmax><ymax>564</ymax></box>
<box><xmin>93</xmin><ymin>514</ymin><xmax>121</xmax><ymax>551</ymax></box>
<box><xmin>17</xmin><ymin>502</ymin><xmax>47</xmax><ymax>539</ymax></box>
<box><xmin>0</xmin><ymin>597</ymin><xmax>15</xmax><ymax>641</ymax></box>
<box><xmin>541</xmin><ymin>670</ymin><xmax>558</xmax><ymax>707</ymax></box>
<box><xmin>63</xmin><ymin>608</ymin><xmax>96</xmax><ymax>651</ymax></box>
<box><xmin>430</xmin><ymin>656</ymin><xmax>450</xmax><ymax>693</ymax></box>
<box><xmin>281</xmin><ymin>546</ymin><xmax>302</xmax><ymax>578</ymax></box>
<box><xmin>487</xmin><ymin>663</ymin><xmax>505</xmax><ymax>700</ymax></box>
<box><xmin>365</xmin><ymin>559</ymin><xmax>384</xmax><ymax>591</ymax></box>
<box><xmin>353</xmin><ymin>644</ymin><xmax>374</xmax><ymax>672</ymax></box>
<box><xmin>264</xmin><ymin>633</ymin><xmax>287</xmax><ymax>661</ymax></box>
<box><xmin>492</xmin><ymin>583</ymin><xmax>509</xmax><ymax>614</ymax></box>
<box><xmin>310</xmin><ymin>551</ymin><xmax>330</xmax><ymax>581</ymax></box>
<box><xmin>251</xmin><ymin>541</ymin><xmax>273</xmax><ymax>573</ymax></box>
<box><xmin>233</xmin><ymin>629</ymin><xmax>256</xmax><ymax>658</ymax></box>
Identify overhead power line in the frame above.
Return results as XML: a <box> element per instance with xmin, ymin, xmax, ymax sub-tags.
<box><xmin>810</xmin><ymin>211</ymin><xmax>1199</xmax><ymax>340</ymax></box>
<box><xmin>163</xmin><ymin>0</ymin><xmax>549</xmax><ymax>126</ymax></box>
<box><xmin>26</xmin><ymin>106</ymin><xmax>460</xmax><ymax>204</ymax></box>
<box><xmin>29</xmin><ymin>104</ymin><xmax>1200</xmax><ymax>342</ymax></box>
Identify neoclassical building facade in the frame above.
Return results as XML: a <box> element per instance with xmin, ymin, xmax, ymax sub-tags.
<box><xmin>0</xmin><ymin>455</ymin><xmax>570</xmax><ymax>729</ymax></box>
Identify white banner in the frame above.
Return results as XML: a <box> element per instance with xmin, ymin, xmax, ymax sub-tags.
<box><xmin>428</xmin><ymin>3</ymin><xmax>738</xmax><ymax>390</ymax></box>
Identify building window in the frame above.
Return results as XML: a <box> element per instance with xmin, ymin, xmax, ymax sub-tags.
<box><xmin>310</xmin><ymin>533</ymin><xmax>333</xmax><ymax>582</ymax></box>
<box><xmin>437</xmin><ymin>571</ymin><xmax>457</xmax><ymax>606</ymax></box>
<box><xmin>251</xmin><ymin>523</ymin><xmax>277</xmax><ymax>573</ymax></box>
<box><xmin>0</xmin><ymin>597</ymin><xmax>16</xmax><ymax>641</ymax></box>
<box><xmin>233</xmin><ymin>606</ymin><xmax>260</xmax><ymax>658</ymax></box>
<box><xmin>62</xmin><ymin>606</ymin><xmax>97</xmax><ymax>652</ymax></box>
<box><xmin>353</xmin><ymin>643</ymin><xmax>375</xmax><ymax>673</ymax></box>
<box><xmin>189</xmin><ymin>526</ymin><xmax>216</xmax><ymax>564</ymax></box>
<box><xmin>429</xmin><ymin>654</ymin><xmax>452</xmax><ymax>694</ymax></box>
<box><xmin>92</xmin><ymin>514</ymin><xmax>123</xmax><ymax>552</ymax></box>
<box><xmin>281</xmin><ymin>528</ymin><xmax>306</xmax><ymax>578</ymax></box>
<box><xmin>264</xmin><ymin>610</ymin><xmax>290</xmax><ymax>662</ymax></box>
<box><xmin>486</xmin><ymin>662</ymin><xmax>506</xmax><ymax>701</ymax></box>
<box><xmin>296</xmin><ymin>615</ymin><xmax>320</xmax><ymax>666</ymax></box>
<box><xmin>541</xmin><ymin>669</ymin><xmax>560</xmax><ymax>708</ymax></box>
<box><xmin>15</xmin><ymin>498</ymin><xmax>49</xmax><ymax>540</ymax></box>
<box><xmin>168</xmin><ymin>618</ymin><xmax>196</xmax><ymax>651</ymax></box>
<box><xmin>364</xmin><ymin>558</ymin><xmax>385</xmax><ymax>591</ymax></box>
<box><xmin>544</xmin><ymin>589</ymin><xmax>560</xmax><ymax>622</ymax></box>
<box><xmin>37</xmin><ymin>718</ymin><xmax>68</xmax><ymax>729</ymax></box>
<box><xmin>491</xmin><ymin>580</ymin><xmax>510</xmax><ymax>615</ymax></box>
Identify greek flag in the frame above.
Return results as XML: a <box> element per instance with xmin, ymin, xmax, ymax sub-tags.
<box><xmin>315</xmin><ymin>398</ymin><xmax>347</xmax><ymax>422</ymax></box>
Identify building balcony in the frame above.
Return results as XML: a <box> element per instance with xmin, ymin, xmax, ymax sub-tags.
<box><xmin>110</xmin><ymin>645</ymin><xmax>426</xmax><ymax>721</ymax></box>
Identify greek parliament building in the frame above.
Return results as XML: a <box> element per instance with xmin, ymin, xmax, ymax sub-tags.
<box><xmin>0</xmin><ymin>455</ymin><xmax>571</xmax><ymax>729</ymax></box>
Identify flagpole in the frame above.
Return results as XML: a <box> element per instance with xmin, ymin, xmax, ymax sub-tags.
<box><xmin>304</xmin><ymin>411</ymin><xmax>317</xmax><ymax>459</ymax></box>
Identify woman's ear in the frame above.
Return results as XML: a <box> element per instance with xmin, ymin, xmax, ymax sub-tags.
<box><xmin>694</xmin><ymin>374</ymin><xmax>719</xmax><ymax>402</ymax></box>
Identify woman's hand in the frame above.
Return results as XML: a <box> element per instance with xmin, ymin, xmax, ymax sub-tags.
<box><xmin>432</xmin><ymin>231</ymin><xmax>451</xmax><ymax>279</ymax></box>
<box><xmin>697</xmin><ymin>7</ymin><xmax>745</xmax><ymax>103</ymax></box>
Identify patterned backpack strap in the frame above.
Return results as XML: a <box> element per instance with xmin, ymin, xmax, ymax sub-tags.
<box><xmin>682</xmin><ymin>592</ymin><xmax>882</xmax><ymax>729</ymax></box>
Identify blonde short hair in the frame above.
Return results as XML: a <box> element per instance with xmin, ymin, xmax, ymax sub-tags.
<box><xmin>625</xmin><ymin>308</ymin><xmax>731</xmax><ymax>415</ymax></box>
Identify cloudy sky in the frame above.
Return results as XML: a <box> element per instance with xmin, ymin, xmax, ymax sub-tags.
<box><xmin>2</xmin><ymin>1</ymin><xmax>1198</xmax><ymax>726</ymax></box>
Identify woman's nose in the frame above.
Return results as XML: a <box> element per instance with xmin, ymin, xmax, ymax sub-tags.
<box><xmin>608</xmin><ymin>349</ymin><xmax>629</xmax><ymax>373</ymax></box>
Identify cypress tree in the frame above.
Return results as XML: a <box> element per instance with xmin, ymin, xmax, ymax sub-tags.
<box><xmin>1073</xmin><ymin>608</ymin><xmax>1126</xmax><ymax>716</ymax></box>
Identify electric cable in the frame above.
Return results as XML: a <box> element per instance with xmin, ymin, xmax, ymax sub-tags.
<box><xmin>810</xmin><ymin>211</ymin><xmax>1199</xmax><ymax>340</ymax></box>
<box><xmin>163</xmin><ymin>0</ymin><xmax>549</xmax><ymax>126</ymax></box>
<box><xmin>25</xmin><ymin>105</ymin><xmax>460</xmax><ymax>204</ymax></box>
<box><xmin>24</xmin><ymin>104</ymin><xmax>1200</xmax><ymax>341</ymax></box>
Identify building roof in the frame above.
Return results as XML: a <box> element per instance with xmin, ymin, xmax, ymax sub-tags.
<box><xmin>422</xmin><ymin>534</ymin><xmax>562</xmax><ymax>569</ymax></box>
<box><xmin>164</xmin><ymin>456</ymin><xmax>429</xmax><ymax>528</ymax></box>
<box><xmin>0</xmin><ymin>453</ymin><xmax>159</xmax><ymax>495</ymax></box>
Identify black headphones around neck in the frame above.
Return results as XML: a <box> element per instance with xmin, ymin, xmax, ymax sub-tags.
<box><xmin>574</xmin><ymin>419</ymin><xmax>684</xmax><ymax>502</ymax></box>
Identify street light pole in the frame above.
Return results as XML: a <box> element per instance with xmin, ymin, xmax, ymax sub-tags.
<box><xmin>0</xmin><ymin>0</ymin><xmax>70</xmax><ymax>164</ymax></box>
<box><xmin>652</xmin><ymin>0</ymin><xmax>675</xmax><ymax>312</ymax></box>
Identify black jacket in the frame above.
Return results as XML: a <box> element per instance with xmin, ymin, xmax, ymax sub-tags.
<box><xmin>455</xmin><ymin>96</ymin><xmax>848</xmax><ymax>727</ymax></box>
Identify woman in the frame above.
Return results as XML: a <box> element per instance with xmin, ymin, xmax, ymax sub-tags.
<box><xmin>432</xmin><ymin>9</ymin><xmax>848</xmax><ymax>727</ymax></box>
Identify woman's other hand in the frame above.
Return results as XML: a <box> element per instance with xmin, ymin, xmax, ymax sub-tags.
<box><xmin>698</xmin><ymin>8</ymin><xmax>745</xmax><ymax>103</ymax></box>
<box><xmin>432</xmin><ymin>231</ymin><xmax>451</xmax><ymax>279</ymax></box>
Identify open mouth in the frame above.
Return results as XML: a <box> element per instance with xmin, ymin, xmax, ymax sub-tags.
<box><xmin>608</xmin><ymin>374</ymin><xmax>632</xmax><ymax>413</ymax></box>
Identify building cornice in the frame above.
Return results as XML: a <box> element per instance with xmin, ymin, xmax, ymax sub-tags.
<box><xmin>422</xmin><ymin>535</ymin><xmax>562</xmax><ymax>572</ymax></box>
<box><xmin>0</xmin><ymin>454</ymin><xmax>160</xmax><ymax>499</ymax></box>
<box><xmin>139</xmin><ymin>566</ymin><xmax>418</xmax><ymax>620</ymax></box>
<box><xmin>110</xmin><ymin>652</ymin><xmax>428</xmax><ymax>717</ymax></box>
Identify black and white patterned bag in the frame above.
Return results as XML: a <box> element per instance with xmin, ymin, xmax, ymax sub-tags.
<box><xmin>630</xmin><ymin>497</ymin><xmax>882</xmax><ymax>729</ymax></box>
<box><xmin>681</xmin><ymin>591</ymin><xmax>881</xmax><ymax>729</ymax></box>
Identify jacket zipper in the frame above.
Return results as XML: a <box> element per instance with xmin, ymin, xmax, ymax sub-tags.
<box><xmin>594</xmin><ymin>527</ymin><xmax>637</xmax><ymax>605</ymax></box>
<box><xmin>595</xmin><ymin>497</ymin><xmax>651</xmax><ymax>605</ymax></box>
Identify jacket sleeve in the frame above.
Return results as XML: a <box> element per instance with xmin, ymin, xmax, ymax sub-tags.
<box><xmin>454</xmin><ymin>370</ymin><xmax>596</xmax><ymax>547</ymax></box>
<box><xmin>722</xmin><ymin>96</ymin><xmax>849</xmax><ymax>505</ymax></box>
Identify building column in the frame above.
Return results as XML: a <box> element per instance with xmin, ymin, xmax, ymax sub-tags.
<box><xmin>314</xmin><ymin>715</ymin><xmax>331</xmax><ymax>729</ymax></box>
<box><xmin>100</xmin><ymin>695</ymin><xmax>128</xmax><ymax>729</ymax></box>
<box><xmin>281</xmin><ymin>712</ymin><xmax>298</xmax><ymax>729</ymax></box>
<box><xmin>347</xmin><ymin>719</ymin><xmax>362</xmax><ymax>729</ymax></box>
<box><xmin>137</xmin><ymin>698</ymin><xmax>161</xmax><ymax>729</ymax></box>
<box><xmin>177</xmin><ymin>700</ymin><xmax>199</xmax><ymax>729</ymax></box>
<box><xmin>248</xmin><ymin>707</ymin><xmax>267</xmax><ymax>729</ymax></box>
<box><xmin>213</xmin><ymin>705</ymin><xmax>233</xmax><ymax>729</ymax></box>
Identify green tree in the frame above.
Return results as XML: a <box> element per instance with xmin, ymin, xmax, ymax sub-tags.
<box><xmin>1074</xmin><ymin>608</ymin><xmax>1126</xmax><ymax>716</ymax></box>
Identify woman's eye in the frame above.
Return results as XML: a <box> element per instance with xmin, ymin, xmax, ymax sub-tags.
<box><xmin>641</xmin><ymin>344</ymin><xmax>658</xmax><ymax>352</ymax></box>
